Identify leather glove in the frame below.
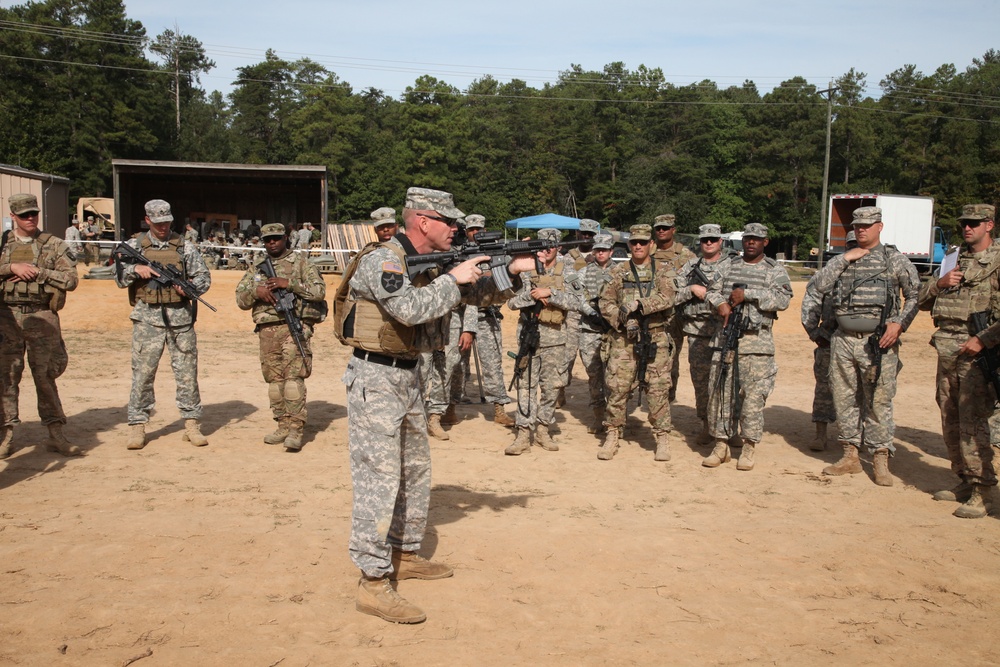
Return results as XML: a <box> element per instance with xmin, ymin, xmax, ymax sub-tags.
<box><xmin>626</xmin><ymin>318</ymin><xmax>640</xmax><ymax>341</ymax></box>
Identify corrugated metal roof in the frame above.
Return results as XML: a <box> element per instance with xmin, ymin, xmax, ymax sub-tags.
<box><xmin>112</xmin><ymin>159</ymin><xmax>326</xmax><ymax>174</ymax></box>
<box><xmin>0</xmin><ymin>163</ymin><xmax>70</xmax><ymax>184</ymax></box>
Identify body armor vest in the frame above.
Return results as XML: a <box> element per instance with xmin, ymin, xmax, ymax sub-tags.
<box><xmin>1</xmin><ymin>233</ymin><xmax>54</xmax><ymax>306</ymax></box>
<box><xmin>129</xmin><ymin>234</ymin><xmax>186</xmax><ymax>306</ymax></box>
<box><xmin>533</xmin><ymin>261</ymin><xmax>566</xmax><ymax>326</ymax></box>
<box><xmin>622</xmin><ymin>260</ymin><xmax>670</xmax><ymax>328</ymax></box>
<box><xmin>932</xmin><ymin>247</ymin><xmax>1000</xmax><ymax>330</ymax></box>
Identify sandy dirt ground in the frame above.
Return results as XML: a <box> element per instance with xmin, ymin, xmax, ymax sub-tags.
<box><xmin>1</xmin><ymin>265</ymin><xmax>999</xmax><ymax>666</ymax></box>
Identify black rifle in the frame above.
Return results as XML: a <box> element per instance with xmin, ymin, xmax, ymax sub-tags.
<box><xmin>112</xmin><ymin>241</ymin><xmax>217</xmax><ymax>312</ymax></box>
<box><xmin>687</xmin><ymin>260</ymin><xmax>710</xmax><ymax>288</ymax></box>
<box><xmin>864</xmin><ymin>304</ymin><xmax>890</xmax><ymax>406</ymax></box>
<box><xmin>259</xmin><ymin>256</ymin><xmax>309</xmax><ymax>363</ymax></box>
<box><xmin>970</xmin><ymin>310</ymin><xmax>1000</xmax><ymax>404</ymax></box>
<box><xmin>508</xmin><ymin>301</ymin><xmax>543</xmax><ymax>393</ymax></box>
<box><xmin>633</xmin><ymin>316</ymin><xmax>658</xmax><ymax>407</ymax></box>
<box><xmin>406</xmin><ymin>233</ymin><xmax>590</xmax><ymax>291</ymax></box>
<box><xmin>712</xmin><ymin>283</ymin><xmax>749</xmax><ymax>436</ymax></box>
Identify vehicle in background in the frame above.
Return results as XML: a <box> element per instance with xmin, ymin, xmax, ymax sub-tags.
<box><xmin>722</xmin><ymin>231</ymin><xmax>743</xmax><ymax>257</ymax></box>
<box><xmin>824</xmin><ymin>194</ymin><xmax>944</xmax><ymax>272</ymax></box>
<box><xmin>76</xmin><ymin>197</ymin><xmax>115</xmax><ymax>238</ymax></box>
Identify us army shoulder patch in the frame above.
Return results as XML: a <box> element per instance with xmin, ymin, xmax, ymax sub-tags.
<box><xmin>381</xmin><ymin>260</ymin><xmax>405</xmax><ymax>293</ymax></box>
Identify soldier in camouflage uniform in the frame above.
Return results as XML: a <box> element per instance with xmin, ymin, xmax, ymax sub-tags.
<box><xmin>419</xmin><ymin>302</ymin><xmax>476</xmax><ymax>439</ymax></box>
<box><xmin>576</xmin><ymin>233</ymin><xmax>615</xmax><ymax>433</ymax></box>
<box><xmin>465</xmin><ymin>215</ymin><xmax>515</xmax><ymax>426</ymax></box>
<box><xmin>704</xmin><ymin>223</ymin><xmax>792</xmax><ymax>470</ymax></box>
<box><xmin>0</xmin><ymin>193</ymin><xmax>80</xmax><ymax>459</ymax></box>
<box><xmin>236</xmin><ymin>223</ymin><xmax>327</xmax><ymax>452</ymax></box>
<box><xmin>337</xmin><ymin>187</ymin><xmax>534</xmax><ymax>624</ymax></box>
<box><xmin>116</xmin><ymin>199</ymin><xmax>212</xmax><ymax>451</ymax></box>
<box><xmin>504</xmin><ymin>228</ymin><xmax>582</xmax><ymax>455</ymax></box>
<box><xmin>810</xmin><ymin>206</ymin><xmax>920</xmax><ymax>486</ymax></box>
<box><xmin>652</xmin><ymin>214</ymin><xmax>697</xmax><ymax>403</ymax></box>
<box><xmin>674</xmin><ymin>224</ymin><xmax>727</xmax><ymax>446</ymax></box>
<box><xmin>917</xmin><ymin>204</ymin><xmax>1000</xmax><ymax>518</ymax></box>
<box><xmin>597</xmin><ymin>224</ymin><xmax>678</xmax><ymax>462</ymax></box>
<box><xmin>559</xmin><ymin>218</ymin><xmax>600</xmax><ymax>406</ymax></box>
<box><xmin>371</xmin><ymin>207</ymin><xmax>399</xmax><ymax>243</ymax></box>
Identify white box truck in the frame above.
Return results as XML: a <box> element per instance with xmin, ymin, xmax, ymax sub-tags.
<box><xmin>826</xmin><ymin>193</ymin><xmax>946</xmax><ymax>271</ymax></box>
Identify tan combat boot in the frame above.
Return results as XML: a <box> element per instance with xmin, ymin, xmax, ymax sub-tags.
<box><xmin>441</xmin><ymin>404</ymin><xmax>459</xmax><ymax>425</ymax></box>
<box><xmin>953</xmin><ymin>484</ymin><xmax>989</xmax><ymax>519</ymax></box>
<box><xmin>737</xmin><ymin>439</ymin><xmax>756</xmax><ymax>471</ymax></box>
<box><xmin>263</xmin><ymin>418</ymin><xmax>290</xmax><ymax>445</ymax></box>
<box><xmin>556</xmin><ymin>387</ymin><xmax>566</xmax><ymax>408</ymax></box>
<box><xmin>535</xmin><ymin>426</ymin><xmax>559</xmax><ymax>451</ymax></box>
<box><xmin>810</xmin><ymin>422</ymin><xmax>828</xmax><ymax>452</ymax></box>
<box><xmin>493</xmin><ymin>403</ymin><xmax>515</xmax><ymax>427</ymax></box>
<box><xmin>587</xmin><ymin>407</ymin><xmax>606</xmax><ymax>435</ymax></box>
<box><xmin>427</xmin><ymin>413</ymin><xmax>449</xmax><ymax>441</ymax></box>
<box><xmin>390</xmin><ymin>549</ymin><xmax>454</xmax><ymax>580</ymax></box>
<box><xmin>504</xmin><ymin>427</ymin><xmax>531</xmax><ymax>456</ymax></box>
<box><xmin>823</xmin><ymin>443</ymin><xmax>863</xmax><ymax>476</ymax></box>
<box><xmin>696</xmin><ymin>419</ymin><xmax>713</xmax><ymax>446</ymax></box>
<box><xmin>703</xmin><ymin>438</ymin><xmax>731</xmax><ymax>467</ymax></box>
<box><xmin>653</xmin><ymin>430</ymin><xmax>673</xmax><ymax>462</ymax></box>
<box><xmin>46</xmin><ymin>423</ymin><xmax>81</xmax><ymax>456</ymax></box>
<box><xmin>0</xmin><ymin>425</ymin><xmax>13</xmax><ymax>459</ymax></box>
<box><xmin>597</xmin><ymin>427</ymin><xmax>621</xmax><ymax>461</ymax></box>
<box><xmin>356</xmin><ymin>576</ymin><xmax>426</xmax><ymax>624</ymax></box>
<box><xmin>284</xmin><ymin>421</ymin><xmax>304</xmax><ymax>452</ymax></box>
<box><xmin>126</xmin><ymin>423</ymin><xmax>146</xmax><ymax>450</ymax></box>
<box><xmin>872</xmin><ymin>448</ymin><xmax>892</xmax><ymax>486</ymax></box>
<box><xmin>182</xmin><ymin>419</ymin><xmax>209</xmax><ymax>447</ymax></box>
<box><xmin>933</xmin><ymin>480</ymin><xmax>973</xmax><ymax>502</ymax></box>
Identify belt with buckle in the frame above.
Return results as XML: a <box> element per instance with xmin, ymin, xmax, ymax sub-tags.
<box><xmin>352</xmin><ymin>348</ymin><xmax>418</xmax><ymax>369</ymax></box>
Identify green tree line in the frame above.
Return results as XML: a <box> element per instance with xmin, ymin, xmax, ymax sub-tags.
<box><xmin>2</xmin><ymin>1</ymin><xmax>998</xmax><ymax>258</ymax></box>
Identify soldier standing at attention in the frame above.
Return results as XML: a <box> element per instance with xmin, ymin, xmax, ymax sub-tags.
<box><xmin>576</xmin><ymin>232</ymin><xmax>615</xmax><ymax>434</ymax></box>
<box><xmin>65</xmin><ymin>216</ymin><xmax>83</xmax><ymax>261</ymax></box>
<box><xmin>918</xmin><ymin>204</ymin><xmax>1000</xmax><ymax>518</ymax></box>
<box><xmin>0</xmin><ymin>193</ymin><xmax>80</xmax><ymax>459</ymax></box>
<box><xmin>652</xmin><ymin>213</ymin><xmax>696</xmax><ymax>403</ymax></box>
<box><xmin>674</xmin><ymin>224</ymin><xmax>728</xmax><ymax>446</ymax></box>
<box><xmin>559</xmin><ymin>218</ymin><xmax>600</xmax><ymax>406</ymax></box>
<box><xmin>371</xmin><ymin>207</ymin><xmax>399</xmax><ymax>243</ymax></box>
<box><xmin>703</xmin><ymin>223</ymin><xmax>792</xmax><ymax>470</ymax></box>
<box><xmin>116</xmin><ymin>199</ymin><xmax>212</xmax><ymax>451</ymax></box>
<box><xmin>810</xmin><ymin>206</ymin><xmax>920</xmax><ymax>485</ymax></box>
<box><xmin>236</xmin><ymin>223</ymin><xmax>327</xmax><ymax>452</ymax></box>
<box><xmin>83</xmin><ymin>215</ymin><xmax>100</xmax><ymax>265</ymax></box>
<box><xmin>336</xmin><ymin>187</ymin><xmax>533</xmax><ymax>624</ymax></box>
<box><xmin>184</xmin><ymin>223</ymin><xmax>199</xmax><ymax>245</ymax></box>
<box><xmin>597</xmin><ymin>224</ymin><xmax>678</xmax><ymax>462</ymax></box>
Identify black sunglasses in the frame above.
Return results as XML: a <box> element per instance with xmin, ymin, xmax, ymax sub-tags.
<box><xmin>422</xmin><ymin>214</ymin><xmax>450</xmax><ymax>224</ymax></box>
<box><xmin>960</xmin><ymin>219</ymin><xmax>984</xmax><ymax>228</ymax></box>
<box><xmin>628</xmin><ymin>239</ymin><xmax>650</xmax><ymax>246</ymax></box>
<box><xmin>701</xmin><ymin>237</ymin><xmax>721</xmax><ymax>243</ymax></box>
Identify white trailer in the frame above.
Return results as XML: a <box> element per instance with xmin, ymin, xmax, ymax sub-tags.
<box><xmin>826</xmin><ymin>193</ymin><xmax>943</xmax><ymax>270</ymax></box>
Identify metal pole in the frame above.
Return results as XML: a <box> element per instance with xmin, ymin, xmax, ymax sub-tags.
<box><xmin>817</xmin><ymin>84</ymin><xmax>839</xmax><ymax>270</ymax></box>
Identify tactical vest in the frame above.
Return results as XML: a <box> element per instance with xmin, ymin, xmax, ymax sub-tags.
<box><xmin>932</xmin><ymin>247</ymin><xmax>1000</xmax><ymax>329</ymax></box>
<box><xmin>251</xmin><ymin>253</ymin><xmax>328</xmax><ymax>324</ymax></box>
<box><xmin>621</xmin><ymin>259</ymin><xmax>670</xmax><ymax>328</ymax></box>
<box><xmin>129</xmin><ymin>234</ymin><xmax>186</xmax><ymax>306</ymax></box>
<box><xmin>532</xmin><ymin>261</ymin><xmax>566</xmax><ymax>326</ymax></box>
<box><xmin>1</xmin><ymin>233</ymin><xmax>57</xmax><ymax>308</ymax></box>
<box><xmin>567</xmin><ymin>248</ymin><xmax>587</xmax><ymax>271</ymax></box>
<box><xmin>833</xmin><ymin>245</ymin><xmax>897</xmax><ymax>332</ymax></box>
<box><xmin>333</xmin><ymin>242</ymin><xmax>431</xmax><ymax>355</ymax></box>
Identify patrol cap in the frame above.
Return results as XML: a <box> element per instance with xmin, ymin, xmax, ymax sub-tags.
<box><xmin>699</xmin><ymin>223</ymin><xmax>722</xmax><ymax>239</ymax></box>
<box><xmin>852</xmin><ymin>206</ymin><xmax>882</xmax><ymax>225</ymax></box>
<box><xmin>404</xmin><ymin>187</ymin><xmax>464</xmax><ymax>219</ymax></box>
<box><xmin>537</xmin><ymin>228</ymin><xmax>561</xmax><ymax>243</ymax></box>
<box><xmin>579</xmin><ymin>218</ymin><xmax>600</xmax><ymax>233</ymax></box>
<box><xmin>653</xmin><ymin>214</ymin><xmax>676</xmax><ymax>229</ymax></box>
<box><xmin>303</xmin><ymin>221</ymin><xmax>313</xmax><ymax>228</ymax></box>
<box><xmin>8</xmin><ymin>193</ymin><xmax>39</xmax><ymax>215</ymax></box>
<box><xmin>743</xmin><ymin>222</ymin><xmax>768</xmax><ymax>238</ymax></box>
<box><xmin>465</xmin><ymin>214</ymin><xmax>486</xmax><ymax>230</ymax></box>
<box><xmin>261</xmin><ymin>223</ymin><xmax>286</xmax><ymax>238</ymax></box>
<box><xmin>958</xmin><ymin>204</ymin><xmax>995</xmax><ymax>221</ymax></box>
<box><xmin>144</xmin><ymin>199</ymin><xmax>173</xmax><ymax>224</ymax></box>
<box><xmin>846</xmin><ymin>230</ymin><xmax>857</xmax><ymax>244</ymax></box>
<box><xmin>629</xmin><ymin>224</ymin><xmax>652</xmax><ymax>241</ymax></box>
<box><xmin>592</xmin><ymin>233</ymin><xmax>614</xmax><ymax>250</ymax></box>
<box><xmin>370</xmin><ymin>206</ymin><xmax>397</xmax><ymax>224</ymax></box>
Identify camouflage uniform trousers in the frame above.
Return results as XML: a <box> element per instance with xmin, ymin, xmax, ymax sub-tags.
<box><xmin>829</xmin><ymin>331</ymin><xmax>899</xmax><ymax>453</ymax></box>
<box><xmin>258</xmin><ymin>322</ymin><xmax>314</xmax><ymax>427</ymax></box>
<box><xmin>0</xmin><ymin>307</ymin><xmax>68</xmax><ymax>426</ymax></box>
<box><xmin>686</xmin><ymin>335</ymin><xmax>714</xmax><ymax>421</ymax></box>
<box><xmin>476</xmin><ymin>316</ymin><xmax>511</xmax><ymax>405</ymax></box>
<box><xmin>514</xmin><ymin>343</ymin><xmax>566</xmax><ymax>430</ymax></box>
<box><xmin>563</xmin><ymin>311</ymin><xmax>581</xmax><ymax>386</ymax></box>
<box><xmin>578</xmin><ymin>330</ymin><xmax>606</xmax><ymax>409</ymax></box>
<box><xmin>669</xmin><ymin>319</ymin><xmax>684</xmax><ymax>403</ymax></box>
<box><xmin>419</xmin><ymin>346</ymin><xmax>465</xmax><ymax>414</ymax></box>
<box><xmin>932</xmin><ymin>335</ymin><xmax>997</xmax><ymax>486</ymax></box>
<box><xmin>342</xmin><ymin>358</ymin><xmax>430</xmax><ymax>578</ymax></box>
<box><xmin>603</xmin><ymin>328</ymin><xmax>675</xmax><ymax>433</ymax></box>
<box><xmin>707</xmin><ymin>353</ymin><xmax>776</xmax><ymax>443</ymax></box>
<box><xmin>812</xmin><ymin>344</ymin><xmax>836</xmax><ymax>423</ymax></box>
<box><xmin>128</xmin><ymin>321</ymin><xmax>202</xmax><ymax>424</ymax></box>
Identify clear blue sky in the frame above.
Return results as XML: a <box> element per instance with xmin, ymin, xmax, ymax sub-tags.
<box><xmin>7</xmin><ymin>0</ymin><xmax>1000</xmax><ymax>97</ymax></box>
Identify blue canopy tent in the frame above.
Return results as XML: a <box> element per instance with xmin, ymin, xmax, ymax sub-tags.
<box><xmin>504</xmin><ymin>213</ymin><xmax>581</xmax><ymax>235</ymax></box>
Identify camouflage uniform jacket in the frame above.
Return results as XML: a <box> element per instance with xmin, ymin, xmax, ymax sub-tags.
<box><xmin>349</xmin><ymin>235</ymin><xmax>518</xmax><ymax>358</ymax></box>
<box><xmin>675</xmin><ymin>255</ymin><xmax>727</xmax><ymax>338</ymax></box>
<box><xmin>507</xmin><ymin>261</ymin><xmax>583</xmax><ymax>347</ymax></box>
<box><xmin>577</xmin><ymin>261</ymin><xmax>614</xmax><ymax>333</ymax></box>
<box><xmin>706</xmin><ymin>255</ymin><xmax>792</xmax><ymax>355</ymax></box>
<box><xmin>810</xmin><ymin>243</ymin><xmax>920</xmax><ymax>332</ymax></box>
<box><xmin>599</xmin><ymin>259</ymin><xmax>677</xmax><ymax>332</ymax></box>
<box><xmin>918</xmin><ymin>243</ymin><xmax>1000</xmax><ymax>347</ymax></box>
<box><xmin>653</xmin><ymin>241</ymin><xmax>696</xmax><ymax>272</ymax></box>
<box><xmin>235</xmin><ymin>249</ymin><xmax>327</xmax><ymax>325</ymax></box>
<box><xmin>115</xmin><ymin>232</ymin><xmax>211</xmax><ymax>328</ymax></box>
<box><xmin>0</xmin><ymin>231</ymin><xmax>79</xmax><ymax>301</ymax></box>
<box><xmin>801</xmin><ymin>276</ymin><xmax>837</xmax><ymax>343</ymax></box>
